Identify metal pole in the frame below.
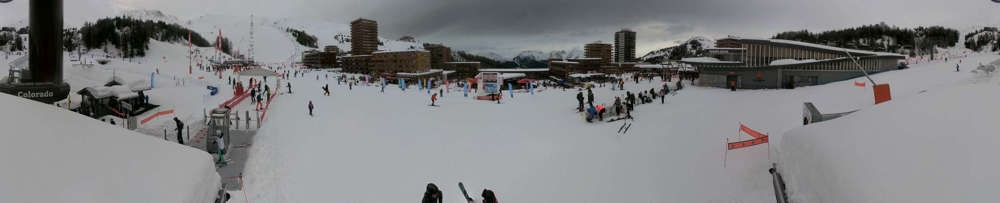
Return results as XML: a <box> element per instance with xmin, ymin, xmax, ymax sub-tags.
<box><xmin>841</xmin><ymin>48</ymin><xmax>877</xmax><ymax>85</ymax></box>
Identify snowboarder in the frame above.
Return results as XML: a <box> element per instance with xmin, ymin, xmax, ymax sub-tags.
<box><xmin>323</xmin><ymin>84</ymin><xmax>330</xmax><ymax>96</ymax></box>
<box><xmin>576</xmin><ymin>91</ymin><xmax>584</xmax><ymax>112</ymax></box>
<box><xmin>431</xmin><ymin>93</ymin><xmax>438</xmax><ymax>106</ymax></box>
<box><xmin>173</xmin><ymin>117</ymin><xmax>184</xmax><ymax>145</ymax></box>
<box><xmin>422</xmin><ymin>183</ymin><xmax>443</xmax><ymax>203</ymax></box>
<box><xmin>308</xmin><ymin>101</ymin><xmax>314</xmax><ymax>116</ymax></box>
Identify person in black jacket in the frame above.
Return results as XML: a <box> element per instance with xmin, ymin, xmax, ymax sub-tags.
<box><xmin>422</xmin><ymin>183</ymin><xmax>443</xmax><ymax>203</ymax></box>
<box><xmin>173</xmin><ymin>117</ymin><xmax>184</xmax><ymax>145</ymax></box>
<box><xmin>586</xmin><ymin>88</ymin><xmax>594</xmax><ymax>107</ymax></box>
<box><xmin>481</xmin><ymin>189</ymin><xmax>498</xmax><ymax>203</ymax></box>
<box><xmin>576</xmin><ymin>91</ymin><xmax>584</xmax><ymax>112</ymax></box>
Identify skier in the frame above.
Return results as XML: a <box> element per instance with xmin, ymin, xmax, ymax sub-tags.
<box><xmin>576</xmin><ymin>90</ymin><xmax>584</xmax><ymax>112</ymax></box>
<box><xmin>250</xmin><ymin>88</ymin><xmax>257</xmax><ymax>103</ymax></box>
<box><xmin>308</xmin><ymin>101</ymin><xmax>314</xmax><ymax>116</ymax></box>
<box><xmin>439</xmin><ymin>88</ymin><xmax>444</xmax><ymax>98</ymax></box>
<box><xmin>956</xmin><ymin>64</ymin><xmax>960</xmax><ymax>72</ymax></box>
<box><xmin>422</xmin><ymin>183</ymin><xmax>443</xmax><ymax>203</ymax></box>
<box><xmin>661</xmin><ymin>88</ymin><xmax>667</xmax><ymax>104</ymax></box>
<box><xmin>287</xmin><ymin>82</ymin><xmax>292</xmax><ymax>94</ymax></box>
<box><xmin>587</xmin><ymin>88</ymin><xmax>595</xmax><ymax>107</ymax></box>
<box><xmin>614</xmin><ymin>96</ymin><xmax>622</xmax><ymax>116</ymax></box>
<box><xmin>323</xmin><ymin>84</ymin><xmax>331</xmax><ymax>96</ymax></box>
<box><xmin>430</xmin><ymin>93</ymin><xmax>438</xmax><ymax>106</ymax></box>
<box><xmin>173</xmin><ymin>117</ymin><xmax>184</xmax><ymax>145</ymax></box>
<box><xmin>349</xmin><ymin>81</ymin><xmax>353</xmax><ymax>90</ymax></box>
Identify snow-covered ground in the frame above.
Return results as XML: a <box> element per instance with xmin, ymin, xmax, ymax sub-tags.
<box><xmin>0</xmin><ymin>93</ymin><xmax>220</xmax><ymax>203</ymax></box>
<box><xmin>236</xmin><ymin>49</ymin><xmax>1000</xmax><ymax>202</ymax></box>
<box><xmin>779</xmin><ymin>75</ymin><xmax>1000</xmax><ymax>202</ymax></box>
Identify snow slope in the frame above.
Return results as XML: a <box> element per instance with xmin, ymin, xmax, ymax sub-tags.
<box><xmin>0</xmin><ymin>93</ymin><xmax>220</xmax><ymax>203</ymax></box>
<box><xmin>779</xmin><ymin>69</ymin><xmax>1000</xmax><ymax>202</ymax></box>
<box><xmin>186</xmin><ymin>13</ymin><xmax>425</xmax><ymax>64</ymax></box>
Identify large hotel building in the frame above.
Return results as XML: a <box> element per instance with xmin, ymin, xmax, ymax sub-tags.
<box><xmin>614</xmin><ymin>29</ymin><xmax>636</xmax><ymax>63</ymax></box>
<box><xmin>350</xmin><ymin>18</ymin><xmax>378</xmax><ymax>55</ymax></box>
<box><xmin>681</xmin><ymin>37</ymin><xmax>905</xmax><ymax>89</ymax></box>
<box><xmin>585</xmin><ymin>42</ymin><xmax>613</xmax><ymax>64</ymax></box>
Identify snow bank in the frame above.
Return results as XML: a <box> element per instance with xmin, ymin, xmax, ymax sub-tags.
<box><xmin>0</xmin><ymin>94</ymin><xmax>221</xmax><ymax>203</ymax></box>
<box><xmin>779</xmin><ymin>82</ymin><xmax>1000</xmax><ymax>202</ymax></box>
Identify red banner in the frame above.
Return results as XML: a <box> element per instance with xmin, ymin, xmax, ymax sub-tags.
<box><xmin>740</xmin><ymin>124</ymin><xmax>767</xmax><ymax>139</ymax></box>
<box><xmin>140</xmin><ymin>109</ymin><xmax>175</xmax><ymax>125</ymax></box>
<box><xmin>854</xmin><ymin>81</ymin><xmax>866</xmax><ymax>87</ymax></box>
<box><xmin>728</xmin><ymin>136</ymin><xmax>769</xmax><ymax>150</ymax></box>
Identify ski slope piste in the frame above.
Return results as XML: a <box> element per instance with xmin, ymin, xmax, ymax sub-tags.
<box><xmin>0</xmin><ymin>93</ymin><xmax>221</xmax><ymax>203</ymax></box>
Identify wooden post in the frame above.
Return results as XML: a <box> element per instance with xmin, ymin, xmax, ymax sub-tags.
<box><xmin>246</xmin><ymin>111</ymin><xmax>251</xmax><ymax>129</ymax></box>
<box><xmin>724</xmin><ymin>138</ymin><xmax>728</xmax><ymax>168</ymax></box>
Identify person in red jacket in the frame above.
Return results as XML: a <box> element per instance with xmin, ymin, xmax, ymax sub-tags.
<box><xmin>430</xmin><ymin>93</ymin><xmax>438</xmax><ymax>106</ymax></box>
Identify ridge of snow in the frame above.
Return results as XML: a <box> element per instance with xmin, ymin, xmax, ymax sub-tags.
<box><xmin>0</xmin><ymin>93</ymin><xmax>221</xmax><ymax>203</ymax></box>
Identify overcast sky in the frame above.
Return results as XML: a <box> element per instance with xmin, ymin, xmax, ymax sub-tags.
<box><xmin>3</xmin><ymin>0</ymin><xmax>1000</xmax><ymax>57</ymax></box>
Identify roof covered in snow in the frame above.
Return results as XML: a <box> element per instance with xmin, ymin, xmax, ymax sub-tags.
<box><xmin>479</xmin><ymin>68</ymin><xmax>550</xmax><ymax>72</ymax></box>
<box><xmin>723</xmin><ymin>37</ymin><xmax>906</xmax><ymax>57</ymax></box>
<box><xmin>679</xmin><ymin>57</ymin><xmax>742</xmax><ymax>64</ymax></box>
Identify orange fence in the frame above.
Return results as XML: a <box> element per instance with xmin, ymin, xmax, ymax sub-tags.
<box><xmin>728</xmin><ymin>136</ymin><xmax>769</xmax><ymax>150</ymax></box>
<box><xmin>740</xmin><ymin>124</ymin><xmax>767</xmax><ymax>139</ymax></box>
<box><xmin>140</xmin><ymin>109</ymin><xmax>175</xmax><ymax>125</ymax></box>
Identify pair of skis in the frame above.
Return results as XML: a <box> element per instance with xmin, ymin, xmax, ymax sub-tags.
<box><xmin>617</xmin><ymin>121</ymin><xmax>632</xmax><ymax>134</ymax></box>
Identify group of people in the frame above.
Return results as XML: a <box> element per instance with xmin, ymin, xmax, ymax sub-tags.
<box><xmin>422</xmin><ymin>183</ymin><xmax>498</xmax><ymax>203</ymax></box>
<box><xmin>577</xmin><ymin>77</ymin><xmax>680</xmax><ymax>123</ymax></box>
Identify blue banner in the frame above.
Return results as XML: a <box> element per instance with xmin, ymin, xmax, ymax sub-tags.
<box><xmin>400</xmin><ymin>78</ymin><xmax>406</xmax><ymax>91</ymax></box>
<box><xmin>508</xmin><ymin>83</ymin><xmax>513</xmax><ymax>98</ymax></box>
<box><xmin>464</xmin><ymin>82</ymin><xmax>469</xmax><ymax>97</ymax></box>
<box><xmin>426</xmin><ymin>80</ymin><xmax>431</xmax><ymax>94</ymax></box>
<box><xmin>150</xmin><ymin>72</ymin><xmax>155</xmax><ymax>89</ymax></box>
<box><xmin>529</xmin><ymin>82</ymin><xmax>534</xmax><ymax>95</ymax></box>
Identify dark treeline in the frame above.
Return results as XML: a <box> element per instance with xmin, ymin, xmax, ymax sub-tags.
<box><xmin>70</xmin><ymin>17</ymin><xmax>228</xmax><ymax>57</ymax></box>
<box><xmin>773</xmin><ymin>23</ymin><xmax>959</xmax><ymax>56</ymax></box>
<box><xmin>286</xmin><ymin>28</ymin><xmax>318</xmax><ymax>48</ymax></box>
<box><xmin>455</xmin><ymin>51</ymin><xmax>519</xmax><ymax>68</ymax></box>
